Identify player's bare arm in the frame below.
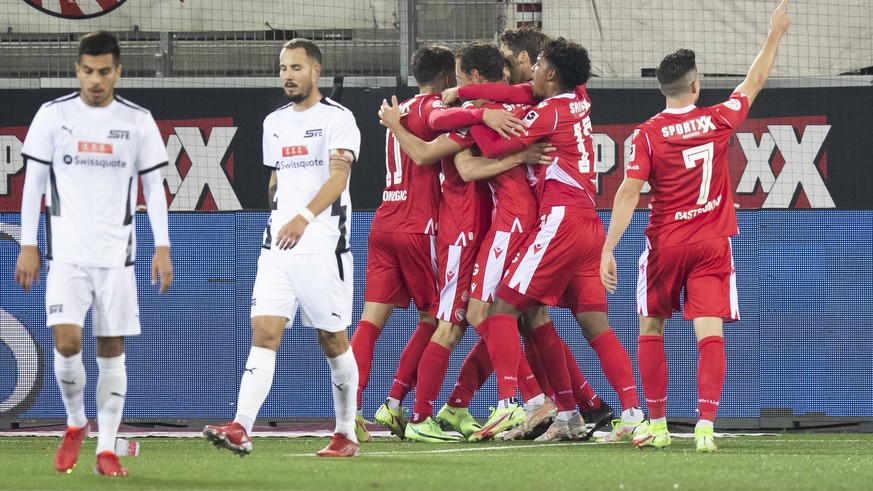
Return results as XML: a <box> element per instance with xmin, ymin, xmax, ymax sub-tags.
<box><xmin>455</xmin><ymin>141</ymin><xmax>554</xmax><ymax>182</ymax></box>
<box><xmin>275</xmin><ymin>149</ymin><xmax>353</xmax><ymax>250</ymax></box>
<box><xmin>733</xmin><ymin>0</ymin><xmax>791</xmax><ymax>106</ymax></box>
<box><xmin>151</xmin><ymin>246</ymin><xmax>173</xmax><ymax>294</ymax></box>
<box><xmin>379</xmin><ymin>96</ymin><xmax>461</xmax><ymax>164</ymax></box>
<box><xmin>268</xmin><ymin>170</ymin><xmax>278</xmax><ymax>208</ymax></box>
<box><xmin>600</xmin><ymin>177</ymin><xmax>646</xmax><ymax>293</ymax></box>
<box><xmin>15</xmin><ymin>246</ymin><xmax>41</xmax><ymax>292</ymax></box>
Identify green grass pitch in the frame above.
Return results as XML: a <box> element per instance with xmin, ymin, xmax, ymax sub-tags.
<box><xmin>2</xmin><ymin>433</ymin><xmax>872</xmax><ymax>490</ymax></box>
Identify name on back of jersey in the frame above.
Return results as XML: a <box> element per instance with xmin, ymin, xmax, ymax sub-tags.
<box><xmin>661</xmin><ymin>115</ymin><xmax>717</xmax><ymax>139</ymax></box>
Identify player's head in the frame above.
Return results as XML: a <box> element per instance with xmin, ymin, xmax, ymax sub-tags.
<box><xmin>656</xmin><ymin>49</ymin><xmax>699</xmax><ymax>101</ymax></box>
<box><xmin>411</xmin><ymin>45</ymin><xmax>456</xmax><ymax>90</ymax></box>
<box><xmin>75</xmin><ymin>31</ymin><xmax>122</xmax><ymax>108</ymax></box>
<box><xmin>499</xmin><ymin>26</ymin><xmax>550</xmax><ymax>83</ymax></box>
<box><xmin>531</xmin><ymin>38</ymin><xmax>590</xmax><ymax>98</ymax></box>
<box><xmin>279</xmin><ymin>38</ymin><xmax>323</xmax><ymax>104</ymax></box>
<box><xmin>455</xmin><ymin>41</ymin><xmax>504</xmax><ymax>86</ymax></box>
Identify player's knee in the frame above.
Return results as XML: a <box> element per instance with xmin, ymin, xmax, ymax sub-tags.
<box><xmin>575</xmin><ymin>312</ymin><xmax>610</xmax><ymax>341</ymax></box>
<box><xmin>317</xmin><ymin>330</ymin><xmax>350</xmax><ymax>357</ymax></box>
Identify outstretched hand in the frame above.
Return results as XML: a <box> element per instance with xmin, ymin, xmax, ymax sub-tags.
<box><xmin>770</xmin><ymin>0</ymin><xmax>791</xmax><ymax>35</ymax></box>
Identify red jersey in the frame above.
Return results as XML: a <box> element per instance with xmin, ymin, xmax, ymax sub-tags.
<box><xmin>470</xmin><ymin>88</ymin><xmax>597</xmax><ymax>214</ymax></box>
<box><xmin>627</xmin><ymin>93</ymin><xmax>750</xmax><ymax>248</ymax></box>
<box><xmin>372</xmin><ymin>94</ymin><xmax>443</xmax><ymax>234</ymax></box>
<box><xmin>435</xmin><ymin>102</ymin><xmax>492</xmax><ymax>245</ymax></box>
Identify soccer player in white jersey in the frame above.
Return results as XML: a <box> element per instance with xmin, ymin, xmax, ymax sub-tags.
<box><xmin>203</xmin><ymin>38</ymin><xmax>362</xmax><ymax>458</ymax></box>
<box><xmin>600</xmin><ymin>0</ymin><xmax>791</xmax><ymax>452</ymax></box>
<box><xmin>15</xmin><ymin>31</ymin><xmax>173</xmax><ymax>477</ymax></box>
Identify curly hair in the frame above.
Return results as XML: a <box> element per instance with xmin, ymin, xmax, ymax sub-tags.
<box><xmin>656</xmin><ymin>49</ymin><xmax>697</xmax><ymax>97</ymax></box>
<box><xmin>499</xmin><ymin>26</ymin><xmax>550</xmax><ymax>62</ymax></box>
<box><xmin>412</xmin><ymin>45</ymin><xmax>455</xmax><ymax>85</ymax></box>
<box><xmin>456</xmin><ymin>41</ymin><xmax>505</xmax><ymax>83</ymax></box>
<box><xmin>539</xmin><ymin>38</ymin><xmax>591</xmax><ymax>89</ymax></box>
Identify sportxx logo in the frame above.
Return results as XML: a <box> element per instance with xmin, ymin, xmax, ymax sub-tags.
<box><xmin>304</xmin><ymin>129</ymin><xmax>323</xmax><ymax>138</ymax></box>
<box><xmin>282</xmin><ymin>146</ymin><xmax>308</xmax><ymax>157</ymax></box>
<box><xmin>78</xmin><ymin>142</ymin><xmax>112</xmax><ymax>154</ymax></box>
<box><xmin>107</xmin><ymin>130</ymin><xmax>130</xmax><ymax>140</ymax></box>
<box><xmin>586</xmin><ymin>116</ymin><xmax>835</xmax><ymax>209</ymax></box>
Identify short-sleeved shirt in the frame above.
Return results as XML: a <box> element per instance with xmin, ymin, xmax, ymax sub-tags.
<box><xmin>627</xmin><ymin>93</ymin><xmax>749</xmax><ymax>248</ymax></box>
<box><xmin>21</xmin><ymin>93</ymin><xmax>168</xmax><ymax>267</ymax></box>
<box><xmin>373</xmin><ymin>93</ymin><xmax>443</xmax><ymax>235</ymax></box>
<box><xmin>262</xmin><ymin>97</ymin><xmax>361</xmax><ymax>254</ymax></box>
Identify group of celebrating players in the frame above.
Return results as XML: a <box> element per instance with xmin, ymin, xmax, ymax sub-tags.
<box><xmin>15</xmin><ymin>0</ymin><xmax>790</xmax><ymax>475</ymax></box>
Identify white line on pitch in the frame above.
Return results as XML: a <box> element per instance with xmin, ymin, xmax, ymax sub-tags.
<box><xmin>285</xmin><ymin>442</ymin><xmax>593</xmax><ymax>457</ymax></box>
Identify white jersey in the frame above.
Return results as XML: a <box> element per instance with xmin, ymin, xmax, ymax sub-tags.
<box><xmin>21</xmin><ymin>93</ymin><xmax>169</xmax><ymax>267</ymax></box>
<box><xmin>261</xmin><ymin>97</ymin><xmax>361</xmax><ymax>254</ymax></box>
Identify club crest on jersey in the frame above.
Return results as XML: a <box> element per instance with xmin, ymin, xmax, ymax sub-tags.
<box><xmin>282</xmin><ymin>145</ymin><xmax>308</xmax><ymax>157</ymax></box>
<box><xmin>77</xmin><ymin>142</ymin><xmax>112</xmax><ymax>154</ymax></box>
<box><xmin>723</xmin><ymin>99</ymin><xmax>742</xmax><ymax>111</ymax></box>
<box><xmin>522</xmin><ymin>111</ymin><xmax>540</xmax><ymax>127</ymax></box>
<box><xmin>304</xmin><ymin>129</ymin><xmax>323</xmax><ymax>138</ymax></box>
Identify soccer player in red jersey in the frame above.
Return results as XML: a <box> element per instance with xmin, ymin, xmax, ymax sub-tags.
<box><xmin>347</xmin><ymin>45</ymin><xmax>455</xmax><ymax>442</ymax></box>
<box><xmin>466</xmin><ymin>38</ymin><xmax>649</xmax><ymax>442</ymax></box>
<box><xmin>443</xmin><ymin>27</ymin><xmax>619</xmax><ymax>441</ymax></box>
<box><xmin>600</xmin><ymin>0</ymin><xmax>791</xmax><ymax>452</ymax></box>
<box><xmin>379</xmin><ymin>42</ymin><xmax>553</xmax><ymax>442</ymax></box>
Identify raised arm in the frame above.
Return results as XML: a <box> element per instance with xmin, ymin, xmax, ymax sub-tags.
<box><xmin>733</xmin><ymin>0</ymin><xmax>791</xmax><ymax>106</ymax></box>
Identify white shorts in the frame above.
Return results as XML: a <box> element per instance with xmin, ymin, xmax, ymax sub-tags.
<box><xmin>45</xmin><ymin>261</ymin><xmax>141</xmax><ymax>337</ymax></box>
<box><xmin>250</xmin><ymin>249</ymin><xmax>353</xmax><ymax>332</ymax></box>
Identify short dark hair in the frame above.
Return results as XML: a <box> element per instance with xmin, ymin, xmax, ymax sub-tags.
<box><xmin>78</xmin><ymin>31</ymin><xmax>120</xmax><ymax>64</ymax></box>
<box><xmin>411</xmin><ymin>45</ymin><xmax>455</xmax><ymax>85</ymax></box>
<box><xmin>656</xmin><ymin>49</ymin><xmax>697</xmax><ymax>97</ymax></box>
<box><xmin>539</xmin><ymin>38</ymin><xmax>591</xmax><ymax>90</ymax></box>
<box><xmin>457</xmin><ymin>41</ymin><xmax>504</xmax><ymax>83</ymax></box>
<box><xmin>499</xmin><ymin>26</ymin><xmax>549</xmax><ymax>63</ymax></box>
<box><xmin>282</xmin><ymin>38</ymin><xmax>322</xmax><ymax>65</ymax></box>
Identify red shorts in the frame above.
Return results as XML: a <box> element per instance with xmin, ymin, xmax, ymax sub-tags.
<box><xmin>470</xmin><ymin>228</ymin><xmax>530</xmax><ymax>303</ymax></box>
<box><xmin>637</xmin><ymin>236</ymin><xmax>739</xmax><ymax>321</ymax></box>
<box><xmin>497</xmin><ymin>207</ymin><xmax>607</xmax><ymax>313</ymax></box>
<box><xmin>436</xmin><ymin>239</ymin><xmax>481</xmax><ymax>326</ymax></box>
<box><xmin>364</xmin><ymin>229</ymin><xmax>438</xmax><ymax>315</ymax></box>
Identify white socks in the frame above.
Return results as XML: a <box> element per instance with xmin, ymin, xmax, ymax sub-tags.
<box><xmin>234</xmin><ymin>346</ymin><xmax>277</xmax><ymax>435</ymax></box>
<box><xmin>96</xmin><ymin>354</ymin><xmax>127</xmax><ymax>454</ymax></box>
<box><xmin>327</xmin><ymin>347</ymin><xmax>359</xmax><ymax>442</ymax></box>
<box><xmin>53</xmin><ymin>349</ymin><xmax>88</xmax><ymax>429</ymax></box>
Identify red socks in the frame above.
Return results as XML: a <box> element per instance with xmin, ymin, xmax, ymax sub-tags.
<box><xmin>637</xmin><ymin>335</ymin><xmax>668</xmax><ymax>419</ymax></box>
<box><xmin>349</xmin><ymin>320</ymin><xmax>381</xmax><ymax>407</ymax></box>
<box><xmin>411</xmin><ymin>342</ymin><xmax>451</xmax><ymax>423</ymax></box>
<box><xmin>590</xmin><ymin>329</ymin><xmax>640</xmax><ymax>410</ymax></box>
<box><xmin>448</xmin><ymin>339</ymin><xmax>492</xmax><ymax>408</ymax></box>
<box><xmin>697</xmin><ymin>336</ymin><xmax>726</xmax><ymax>422</ymax></box>
<box><xmin>476</xmin><ymin>314</ymin><xmax>521</xmax><ymax>401</ymax></box>
<box><xmin>388</xmin><ymin>321</ymin><xmax>437</xmax><ymax>402</ymax></box>
<box><xmin>528</xmin><ymin>321</ymin><xmax>575</xmax><ymax>411</ymax></box>
<box><xmin>563</xmin><ymin>341</ymin><xmax>601</xmax><ymax>410</ymax></box>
